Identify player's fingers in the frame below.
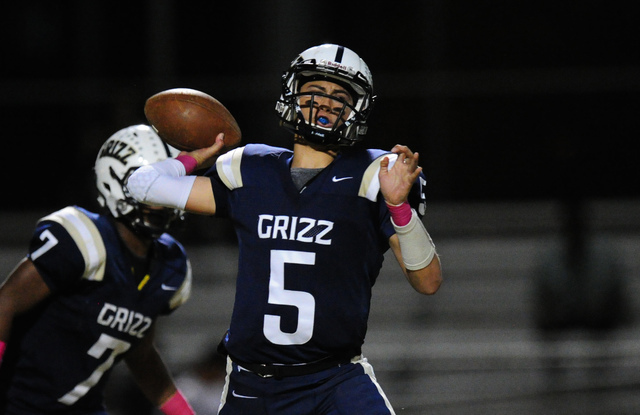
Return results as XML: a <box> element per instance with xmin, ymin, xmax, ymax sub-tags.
<box><xmin>396</xmin><ymin>152</ymin><xmax>408</xmax><ymax>167</ymax></box>
<box><xmin>407</xmin><ymin>152</ymin><xmax>419</xmax><ymax>168</ymax></box>
<box><xmin>391</xmin><ymin>145</ymin><xmax>416</xmax><ymax>161</ymax></box>
<box><xmin>209</xmin><ymin>132</ymin><xmax>225</xmax><ymax>150</ymax></box>
<box><xmin>200</xmin><ymin>133</ymin><xmax>225</xmax><ymax>157</ymax></box>
<box><xmin>379</xmin><ymin>156</ymin><xmax>390</xmax><ymax>173</ymax></box>
<box><xmin>182</xmin><ymin>133</ymin><xmax>225</xmax><ymax>169</ymax></box>
<box><xmin>410</xmin><ymin>165</ymin><xmax>423</xmax><ymax>181</ymax></box>
<box><xmin>390</xmin><ymin>144</ymin><xmax>408</xmax><ymax>154</ymax></box>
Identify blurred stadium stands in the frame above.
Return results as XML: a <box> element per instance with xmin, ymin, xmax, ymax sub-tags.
<box><xmin>3</xmin><ymin>199</ymin><xmax>639</xmax><ymax>414</ymax></box>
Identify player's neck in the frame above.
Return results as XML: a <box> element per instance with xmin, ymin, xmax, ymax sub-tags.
<box><xmin>114</xmin><ymin>220</ymin><xmax>152</xmax><ymax>258</ymax></box>
<box><xmin>292</xmin><ymin>141</ymin><xmax>336</xmax><ymax>169</ymax></box>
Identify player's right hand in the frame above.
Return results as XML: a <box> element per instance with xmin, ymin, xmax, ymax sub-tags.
<box><xmin>179</xmin><ymin>132</ymin><xmax>226</xmax><ymax>171</ymax></box>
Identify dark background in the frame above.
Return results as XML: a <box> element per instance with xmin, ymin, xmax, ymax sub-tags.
<box><xmin>2</xmin><ymin>4</ymin><xmax>639</xmax><ymax>414</ymax></box>
<box><xmin>1</xmin><ymin>1</ymin><xmax>638</xmax><ymax>211</ymax></box>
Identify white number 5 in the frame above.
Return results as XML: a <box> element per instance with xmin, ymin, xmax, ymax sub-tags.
<box><xmin>263</xmin><ymin>250</ymin><xmax>316</xmax><ymax>345</ymax></box>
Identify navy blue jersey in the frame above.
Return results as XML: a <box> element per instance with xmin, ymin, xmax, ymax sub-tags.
<box><xmin>0</xmin><ymin>206</ymin><xmax>191</xmax><ymax>414</ymax></box>
<box><xmin>209</xmin><ymin>144</ymin><xmax>426</xmax><ymax>364</ymax></box>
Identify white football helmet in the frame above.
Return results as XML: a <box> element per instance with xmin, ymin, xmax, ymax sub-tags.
<box><xmin>95</xmin><ymin>124</ymin><xmax>182</xmax><ymax>237</ymax></box>
<box><xmin>275</xmin><ymin>44</ymin><xmax>375</xmax><ymax>147</ymax></box>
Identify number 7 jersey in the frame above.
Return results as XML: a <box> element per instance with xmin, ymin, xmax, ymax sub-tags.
<box><xmin>208</xmin><ymin>144</ymin><xmax>427</xmax><ymax>364</ymax></box>
<box><xmin>0</xmin><ymin>206</ymin><xmax>191</xmax><ymax>414</ymax></box>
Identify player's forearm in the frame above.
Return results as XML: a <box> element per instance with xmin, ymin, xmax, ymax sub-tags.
<box><xmin>406</xmin><ymin>255</ymin><xmax>442</xmax><ymax>295</ymax></box>
<box><xmin>159</xmin><ymin>389</ymin><xmax>195</xmax><ymax>415</ymax></box>
<box><xmin>0</xmin><ymin>313</ymin><xmax>12</xmax><ymax>345</ymax></box>
<box><xmin>0</xmin><ymin>258</ymin><xmax>52</xmax><ymax>342</ymax></box>
<box><xmin>0</xmin><ymin>292</ymin><xmax>14</xmax><ymax>367</ymax></box>
<box><xmin>0</xmin><ymin>293</ymin><xmax>15</xmax><ymax>352</ymax></box>
<box><xmin>126</xmin><ymin>159</ymin><xmax>196</xmax><ymax>210</ymax></box>
<box><xmin>124</xmin><ymin>327</ymin><xmax>177</xmax><ymax>405</ymax></box>
<box><xmin>392</xmin><ymin>208</ymin><xmax>436</xmax><ymax>270</ymax></box>
<box><xmin>388</xmin><ymin>203</ymin><xmax>442</xmax><ymax>295</ymax></box>
<box><xmin>0</xmin><ymin>340</ymin><xmax>6</xmax><ymax>367</ymax></box>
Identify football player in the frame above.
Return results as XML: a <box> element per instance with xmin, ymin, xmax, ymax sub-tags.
<box><xmin>127</xmin><ymin>44</ymin><xmax>443</xmax><ymax>414</ymax></box>
<box><xmin>0</xmin><ymin>125</ymin><xmax>195</xmax><ymax>414</ymax></box>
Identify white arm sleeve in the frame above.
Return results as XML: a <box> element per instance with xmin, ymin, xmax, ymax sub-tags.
<box><xmin>126</xmin><ymin>159</ymin><xmax>197</xmax><ymax>210</ymax></box>
<box><xmin>393</xmin><ymin>209</ymin><xmax>436</xmax><ymax>271</ymax></box>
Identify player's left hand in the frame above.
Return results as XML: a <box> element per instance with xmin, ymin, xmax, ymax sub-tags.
<box><xmin>379</xmin><ymin>144</ymin><xmax>422</xmax><ymax>205</ymax></box>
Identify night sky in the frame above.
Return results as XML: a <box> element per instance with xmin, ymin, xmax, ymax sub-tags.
<box><xmin>2</xmin><ymin>1</ymin><xmax>637</xmax><ymax>211</ymax></box>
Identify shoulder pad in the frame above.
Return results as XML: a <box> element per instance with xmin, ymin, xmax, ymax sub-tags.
<box><xmin>358</xmin><ymin>153</ymin><xmax>398</xmax><ymax>202</ymax></box>
<box><xmin>38</xmin><ymin>206</ymin><xmax>107</xmax><ymax>281</ymax></box>
<box><xmin>215</xmin><ymin>146</ymin><xmax>245</xmax><ymax>190</ymax></box>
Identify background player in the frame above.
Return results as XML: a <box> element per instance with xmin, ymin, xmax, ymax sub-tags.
<box><xmin>0</xmin><ymin>125</ymin><xmax>195</xmax><ymax>415</ymax></box>
<box><xmin>127</xmin><ymin>44</ymin><xmax>442</xmax><ymax>414</ymax></box>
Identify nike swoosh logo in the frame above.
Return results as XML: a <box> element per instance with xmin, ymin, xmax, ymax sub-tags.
<box><xmin>161</xmin><ymin>284</ymin><xmax>178</xmax><ymax>291</ymax></box>
<box><xmin>332</xmin><ymin>176</ymin><xmax>353</xmax><ymax>182</ymax></box>
<box><xmin>232</xmin><ymin>390</ymin><xmax>258</xmax><ymax>399</ymax></box>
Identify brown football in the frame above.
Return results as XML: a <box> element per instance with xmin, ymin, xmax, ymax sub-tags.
<box><xmin>144</xmin><ymin>88</ymin><xmax>241</xmax><ymax>151</ymax></box>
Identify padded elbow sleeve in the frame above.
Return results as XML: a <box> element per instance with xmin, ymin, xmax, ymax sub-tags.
<box><xmin>126</xmin><ymin>160</ymin><xmax>196</xmax><ymax>210</ymax></box>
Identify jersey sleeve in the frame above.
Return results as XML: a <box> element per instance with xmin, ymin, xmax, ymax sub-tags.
<box><xmin>28</xmin><ymin>207</ymin><xmax>107</xmax><ymax>292</ymax></box>
<box><xmin>357</xmin><ymin>152</ymin><xmax>398</xmax><ymax>202</ymax></box>
<box><xmin>168</xmin><ymin>258</ymin><xmax>192</xmax><ymax>311</ymax></box>
<box><xmin>155</xmin><ymin>234</ymin><xmax>193</xmax><ymax>314</ymax></box>
<box><xmin>207</xmin><ymin>146</ymin><xmax>246</xmax><ymax>217</ymax></box>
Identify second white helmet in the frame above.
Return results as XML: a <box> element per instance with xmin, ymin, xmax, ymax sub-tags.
<box><xmin>94</xmin><ymin>124</ymin><xmax>181</xmax><ymax>236</ymax></box>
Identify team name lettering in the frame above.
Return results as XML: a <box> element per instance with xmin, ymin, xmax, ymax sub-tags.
<box><xmin>98</xmin><ymin>139</ymin><xmax>136</xmax><ymax>165</ymax></box>
<box><xmin>96</xmin><ymin>303</ymin><xmax>152</xmax><ymax>338</ymax></box>
<box><xmin>258</xmin><ymin>214</ymin><xmax>333</xmax><ymax>245</ymax></box>
<box><xmin>322</xmin><ymin>59</ymin><xmax>355</xmax><ymax>75</ymax></box>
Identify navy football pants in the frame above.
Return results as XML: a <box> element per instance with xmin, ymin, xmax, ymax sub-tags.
<box><xmin>218</xmin><ymin>356</ymin><xmax>395</xmax><ymax>415</ymax></box>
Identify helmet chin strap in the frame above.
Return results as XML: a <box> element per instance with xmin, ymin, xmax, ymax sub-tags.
<box><xmin>118</xmin><ymin>215</ymin><xmax>155</xmax><ymax>241</ymax></box>
<box><xmin>293</xmin><ymin>135</ymin><xmax>340</xmax><ymax>156</ymax></box>
<box><xmin>115</xmin><ymin>199</ymin><xmax>177</xmax><ymax>239</ymax></box>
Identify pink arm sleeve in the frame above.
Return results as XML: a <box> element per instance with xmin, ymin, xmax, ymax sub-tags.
<box><xmin>159</xmin><ymin>389</ymin><xmax>195</xmax><ymax>415</ymax></box>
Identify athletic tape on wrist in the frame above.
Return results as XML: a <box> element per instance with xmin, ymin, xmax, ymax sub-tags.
<box><xmin>160</xmin><ymin>389</ymin><xmax>195</xmax><ymax>415</ymax></box>
<box><xmin>392</xmin><ymin>209</ymin><xmax>436</xmax><ymax>271</ymax></box>
<box><xmin>386</xmin><ymin>201</ymin><xmax>412</xmax><ymax>227</ymax></box>
<box><xmin>175</xmin><ymin>155</ymin><xmax>198</xmax><ymax>175</ymax></box>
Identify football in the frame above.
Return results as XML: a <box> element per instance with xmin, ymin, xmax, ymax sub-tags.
<box><xmin>144</xmin><ymin>88</ymin><xmax>241</xmax><ymax>151</ymax></box>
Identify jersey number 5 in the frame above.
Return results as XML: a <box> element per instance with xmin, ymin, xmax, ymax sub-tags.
<box><xmin>263</xmin><ymin>250</ymin><xmax>316</xmax><ymax>345</ymax></box>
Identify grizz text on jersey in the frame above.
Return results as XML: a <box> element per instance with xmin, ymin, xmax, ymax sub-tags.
<box><xmin>257</xmin><ymin>214</ymin><xmax>333</xmax><ymax>246</ymax></box>
<box><xmin>97</xmin><ymin>302</ymin><xmax>152</xmax><ymax>338</ymax></box>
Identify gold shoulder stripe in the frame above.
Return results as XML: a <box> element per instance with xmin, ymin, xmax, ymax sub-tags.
<box><xmin>39</xmin><ymin>207</ymin><xmax>107</xmax><ymax>281</ymax></box>
<box><xmin>358</xmin><ymin>153</ymin><xmax>399</xmax><ymax>202</ymax></box>
<box><xmin>215</xmin><ymin>147</ymin><xmax>245</xmax><ymax>190</ymax></box>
